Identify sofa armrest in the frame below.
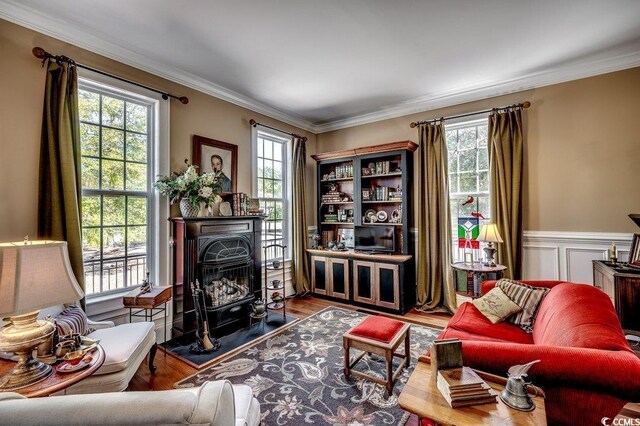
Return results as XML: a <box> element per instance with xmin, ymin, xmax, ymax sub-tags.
<box><xmin>87</xmin><ymin>318</ymin><xmax>115</xmax><ymax>330</ymax></box>
<box><xmin>481</xmin><ymin>280</ymin><xmax>566</xmax><ymax>295</ymax></box>
<box><xmin>460</xmin><ymin>340</ymin><xmax>640</xmax><ymax>400</ymax></box>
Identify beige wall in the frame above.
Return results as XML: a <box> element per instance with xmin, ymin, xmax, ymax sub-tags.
<box><xmin>317</xmin><ymin>68</ymin><xmax>640</xmax><ymax>233</ymax></box>
<box><xmin>0</xmin><ymin>19</ymin><xmax>317</xmax><ymax>242</ymax></box>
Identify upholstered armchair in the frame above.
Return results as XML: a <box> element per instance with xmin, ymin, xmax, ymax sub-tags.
<box><xmin>39</xmin><ymin>305</ymin><xmax>157</xmax><ymax>394</ymax></box>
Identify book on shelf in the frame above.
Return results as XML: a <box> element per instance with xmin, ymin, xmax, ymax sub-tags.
<box><xmin>221</xmin><ymin>193</ymin><xmax>248</xmax><ymax>216</ymax></box>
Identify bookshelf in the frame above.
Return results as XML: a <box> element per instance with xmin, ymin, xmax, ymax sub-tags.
<box><xmin>310</xmin><ymin>141</ymin><xmax>417</xmax><ymax>314</ymax></box>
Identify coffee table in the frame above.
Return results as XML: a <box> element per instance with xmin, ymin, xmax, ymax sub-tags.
<box><xmin>0</xmin><ymin>345</ymin><xmax>105</xmax><ymax>397</ymax></box>
<box><xmin>399</xmin><ymin>356</ymin><xmax>546</xmax><ymax>426</ymax></box>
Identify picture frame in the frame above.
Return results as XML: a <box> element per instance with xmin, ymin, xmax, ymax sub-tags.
<box><xmin>192</xmin><ymin>135</ymin><xmax>238</xmax><ymax>193</ymax></box>
<box><xmin>629</xmin><ymin>233</ymin><xmax>640</xmax><ymax>266</ymax></box>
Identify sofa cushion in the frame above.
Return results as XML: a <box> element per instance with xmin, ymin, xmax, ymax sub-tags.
<box><xmin>349</xmin><ymin>316</ymin><xmax>406</xmax><ymax>343</ymax></box>
<box><xmin>445</xmin><ymin>302</ymin><xmax>534</xmax><ymax>344</ymax></box>
<box><xmin>87</xmin><ymin>322</ymin><xmax>155</xmax><ymax>375</ymax></box>
<box><xmin>533</xmin><ymin>283</ymin><xmax>629</xmax><ymax>351</ymax></box>
<box><xmin>472</xmin><ymin>287</ymin><xmax>522</xmax><ymax>324</ymax></box>
<box><xmin>497</xmin><ymin>279</ymin><xmax>550</xmax><ymax>332</ymax></box>
<box><xmin>233</xmin><ymin>384</ymin><xmax>261</xmax><ymax>426</ymax></box>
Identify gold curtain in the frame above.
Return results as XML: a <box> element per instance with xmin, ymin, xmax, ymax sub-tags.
<box><xmin>416</xmin><ymin>122</ymin><xmax>457</xmax><ymax>313</ymax></box>
<box><xmin>488</xmin><ymin>109</ymin><xmax>524</xmax><ymax>279</ymax></box>
<box><xmin>291</xmin><ymin>136</ymin><xmax>310</xmax><ymax>294</ymax></box>
<box><xmin>37</xmin><ymin>60</ymin><xmax>85</xmax><ymax>297</ymax></box>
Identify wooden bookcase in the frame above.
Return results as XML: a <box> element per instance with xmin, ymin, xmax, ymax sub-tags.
<box><xmin>309</xmin><ymin>141</ymin><xmax>417</xmax><ymax>314</ymax></box>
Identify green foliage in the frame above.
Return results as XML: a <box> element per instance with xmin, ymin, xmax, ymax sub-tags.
<box><xmin>154</xmin><ymin>161</ymin><xmax>223</xmax><ymax>205</ymax></box>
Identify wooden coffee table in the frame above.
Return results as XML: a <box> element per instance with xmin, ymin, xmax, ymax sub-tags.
<box><xmin>399</xmin><ymin>356</ymin><xmax>546</xmax><ymax>426</ymax></box>
<box><xmin>0</xmin><ymin>345</ymin><xmax>105</xmax><ymax>397</ymax></box>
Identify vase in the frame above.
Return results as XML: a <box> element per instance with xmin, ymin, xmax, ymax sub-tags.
<box><xmin>179</xmin><ymin>198</ymin><xmax>200</xmax><ymax>218</ymax></box>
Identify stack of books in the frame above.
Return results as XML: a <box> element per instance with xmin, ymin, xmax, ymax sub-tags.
<box><xmin>436</xmin><ymin>366</ymin><xmax>498</xmax><ymax>408</ymax></box>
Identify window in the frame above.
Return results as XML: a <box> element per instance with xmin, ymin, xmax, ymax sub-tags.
<box><xmin>78</xmin><ymin>81</ymin><xmax>156</xmax><ymax>296</ymax></box>
<box><xmin>446</xmin><ymin>119</ymin><xmax>490</xmax><ymax>262</ymax></box>
<box><xmin>253</xmin><ymin>127</ymin><xmax>290</xmax><ymax>261</ymax></box>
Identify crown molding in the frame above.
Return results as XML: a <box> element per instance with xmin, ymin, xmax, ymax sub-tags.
<box><xmin>3</xmin><ymin>0</ymin><xmax>639</xmax><ymax>135</ymax></box>
<box><xmin>314</xmin><ymin>51</ymin><xmax>640</xmax><ymax>133</ymax></box>
<box><xmin>0</xmin><ymin>0</ymin><xmax>317</xmax><ymax>133</ymax></box>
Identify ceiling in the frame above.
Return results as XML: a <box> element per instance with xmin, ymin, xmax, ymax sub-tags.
<box><xmin>2</xmin><ymin>0</ymin><xmax>640</xmax><ymax>133</ymax></box>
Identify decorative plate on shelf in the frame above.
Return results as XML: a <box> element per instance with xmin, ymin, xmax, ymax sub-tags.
<box><xmin>376</xmin><ymin>210</ymin><xmax>388</xmax><ymax>222</ymax></box>
<box><xmin>364</xmin><ymin>209</ymin><xmax>376</xmax><ymax>221</ymax></box>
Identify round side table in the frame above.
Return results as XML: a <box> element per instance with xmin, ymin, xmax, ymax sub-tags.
<box><xmin>0</xmin><ymin>345</ymin><xmax>105</xmax><ymax>397</ymax></box>
<box><xmin>452</xmin><ymin>262</ymin><xmax>506</xmax><ymax>298</ymax></box>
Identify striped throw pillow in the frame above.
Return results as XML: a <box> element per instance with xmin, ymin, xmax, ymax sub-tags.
<box><xmin>496</xmin><ymin>279</ymin><xmax>550</xmax><ymax>333</ymax></box>
<box><xmin>55</xmin><ymin>305</ymin><xmax>92</xmax><ymax>336</ymax></box>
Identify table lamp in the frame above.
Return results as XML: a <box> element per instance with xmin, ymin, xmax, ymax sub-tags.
<box><xmin>0</xmin><ymin>240</ymin><xmax>84</xmax><ymax>390</ymax></box>
<box><xmin>478</xmin><ymin>224</ymin><xmax>503</xmax><ymax>267</ymax></box>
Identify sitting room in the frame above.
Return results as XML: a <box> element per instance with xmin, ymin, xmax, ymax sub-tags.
<box><xmin>0</xmin><ymin>1</ymin><xmax>639</xmax><ymax>425</ymax></box>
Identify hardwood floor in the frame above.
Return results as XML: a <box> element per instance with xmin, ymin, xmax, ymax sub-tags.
<box><xmin>128</xmin><ymin>295</ymin><xmax>639</xmax><ymax>421</ymax></box>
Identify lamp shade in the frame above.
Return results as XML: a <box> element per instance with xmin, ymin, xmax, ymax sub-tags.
<box><xmin>478</xmin><ymin>224</ymin><xmax>503</xmax><ymax>243</ymax></box>
<box><xmin>0</xmin><ymin>241</ymin><xmax>84</xmax><ymax>317</ymax></box>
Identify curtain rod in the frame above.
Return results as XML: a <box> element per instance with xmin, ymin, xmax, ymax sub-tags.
<box><xmin>249</xmin><ymin>119</ymin><xmax>307</xmax><ymax>142</ymax></box>
<box><xmin>409</xmin><ymin>101</ymin><xmax>530</xmax><ymax>128</ymax></box>
<box><xmin>32</xmin><ymin>47</ymin><xmax>189</xmax><ymax>104</ymax></box>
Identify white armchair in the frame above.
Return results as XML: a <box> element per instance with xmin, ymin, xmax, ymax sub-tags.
<box><xmin>39</xmin><ymin>305</ymin><xmax>157</xmax><ymax>394</ymax></box>
<box><xmin>0</xmin><ymin>380</ymin><xmax>261</xmax><ymax>426</ymax></box>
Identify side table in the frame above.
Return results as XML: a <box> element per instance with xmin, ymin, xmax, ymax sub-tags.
<box><xmin>452</xmin><ymin>262</ymin><xmax>506</xmax><ymax>298</ymax></box>
<box><xmin>399</xmin><ymin>356</ymin><xmax>546</xmax><ymax>426</ymax></box>
<box><xmin>0</xmin><ymin>345</ymin><xmax>105</xmax><ymax>397</ymax></box>
<box><xmin>123</xmin><ymin>286</ymin><xmax>172</xmax><ymax>359</ymax></box>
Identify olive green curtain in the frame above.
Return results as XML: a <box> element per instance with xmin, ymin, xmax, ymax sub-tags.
<box><xmin>37</xmin><ymin>59</ymin><xmax>85</xmax><ymax>297</ymax></box>
<box><xmin>488</xmin><ymin>109</ymin><xmax>524</xmax><ymax>279</ymax></box>
<box><xmin>291</xmin><ymin>136</ymin><xmax>310</xmax><ymax>294</ymax></box>
<box><xmin>416</xmin><ymin>122</ymin><xmax>457</xmax><ymax>313</ymax></box>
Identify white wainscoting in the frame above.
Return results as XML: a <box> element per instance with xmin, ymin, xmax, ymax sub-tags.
<box><xmin>522</xmin><ymin>231</ymin><xmax>633</xmax><ymax>284</ymax></box>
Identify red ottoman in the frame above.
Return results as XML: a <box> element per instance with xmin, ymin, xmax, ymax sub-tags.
<box><xmin>343</xmin><ymin>315</ymin><xmax>411</xmax><ymax>394</ymax></box>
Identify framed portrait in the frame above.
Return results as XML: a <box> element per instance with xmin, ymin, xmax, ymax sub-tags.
<box><xmin>192</xmin><ymin>135</ymin><xmax>238</xmax><ymax>193</ymax></box>
<box><xmin>629</xmin><ymin>233</ymin><xmax>640</xmax><ymax>266</ymax></box>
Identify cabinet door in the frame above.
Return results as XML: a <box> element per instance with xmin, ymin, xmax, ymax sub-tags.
<box><xmin>330</xmin><ymin>258</ymin><xmax>350</xmax><ymax>300</ymax></box>
<box><xmin>311</xmin><ymin>256</ymin><xmax>328</xmax><ymax>296</ymax></box>
<box><xmin>376</xmin><ymin>263</ymin><xmax>400</xmax><ymax>310</ymax></box>
<box><xmin>353</xmin><ymin>261</ymin><xmax>375</xmax><ymax>304</ymax></box>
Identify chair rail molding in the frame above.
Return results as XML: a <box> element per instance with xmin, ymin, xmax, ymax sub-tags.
<box><xmin>522</xmin><ymin>230</ymin><xmax>633</xmax><ymax>284</ymax></box>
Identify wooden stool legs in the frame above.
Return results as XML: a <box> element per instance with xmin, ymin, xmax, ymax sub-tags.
<box><xmin>343</xmin><ymin>326</ymin><xmax>411</xmax><ymax>395</ymax></box>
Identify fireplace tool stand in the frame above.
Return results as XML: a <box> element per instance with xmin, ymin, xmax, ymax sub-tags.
<box><xmin>189</xmin><ymin>281</ymin><xmax>220</xmax><ymax>354</ymax></box>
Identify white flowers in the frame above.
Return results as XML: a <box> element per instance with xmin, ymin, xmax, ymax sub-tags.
<box><xmin>199</xmin><ymin>186</ymin><xmax>213</xmax><ymax>198</ymax></box>
<box><xmin>154</xmin><ymin>160</ymin><xmax>223</xmax><ymax>205</ymax></box>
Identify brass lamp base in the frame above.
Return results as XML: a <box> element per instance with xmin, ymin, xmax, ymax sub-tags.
<box><xmin>0</xmin><ymin>311</ymin><xmax>55</xmax><ymax>391</ymax></box>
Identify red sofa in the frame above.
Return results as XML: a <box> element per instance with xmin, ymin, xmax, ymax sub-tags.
<box><xmin>434</xmin><ymin>280</ymin><xmax>640</xmax><ymax>425</ymax></box>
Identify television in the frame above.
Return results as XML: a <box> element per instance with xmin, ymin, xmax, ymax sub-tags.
<box><xmin>354</xmin><ymin>226</ymin><xmax>395</xmax><ymax>253</ymax></box>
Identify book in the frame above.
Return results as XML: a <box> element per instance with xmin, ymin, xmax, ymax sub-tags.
<box><xmin>437</xmin><ymin>367</ymin><xmax>485</xmax><ymax>390</ymax></box>
<box><xmin>430</xmin><ymin>338</ymin><xmax>463</xmax><ymax>381</ymax></box>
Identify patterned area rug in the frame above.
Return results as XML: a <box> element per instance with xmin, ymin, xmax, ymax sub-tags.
<box><xmin>175</xmin><ymin>307</ymin><xmax>441</xmax><ymax>425</ymax></box>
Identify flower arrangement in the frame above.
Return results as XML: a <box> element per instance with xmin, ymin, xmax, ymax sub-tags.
<box><xmin>154</xmin><ymin>160</ymin><xmax>223</xmax><ymax>206</ymax></box>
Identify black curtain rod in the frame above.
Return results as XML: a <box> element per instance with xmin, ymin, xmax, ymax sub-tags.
<box><xmin>409</xmin><ymin>101</ymin><xmax>530</xmax><ymax>128</ymax></box>
<box><xmin>32</xmin><ymin>47</ymin><xmax>189</xmax><ymax>104</ymax></box>
<box><xmin>249</xmin><ymin>119</ymin><xmax>307</xmax><ymax>142</ymax></box>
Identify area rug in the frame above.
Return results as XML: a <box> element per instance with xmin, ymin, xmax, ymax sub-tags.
<box><xmin>161</xmin><ymin>313</ymin><xmax>298</xmax><ymax>369</ymax></box>
<box><xmin>175</xmin><ymin>307</ymin><xmax>441</xmax><ymax>425</ymax></box>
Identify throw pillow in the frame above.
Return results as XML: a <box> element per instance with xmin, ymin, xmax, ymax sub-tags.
<box><xmin>472</xmin><ymin>287</ymin><xmax>522</xmax><ymax>324</ymax></box>
<box><xmin>55</xmin><ymin>304</ymin><xmax>92</xmax><ymax>336</ymax></box>
<box><xmin>497</xmin><ymin>279</ymin><xmax>551</xmax><ymax>333</ymax></box>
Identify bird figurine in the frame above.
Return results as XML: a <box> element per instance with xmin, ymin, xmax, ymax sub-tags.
<box><xmin>461</xmin><ymin>196</ymin><xmax>474</xmax><ymax>206</ymax></box>
<box><xmin>471</xmin><ymin>211</ymin><xmax>485</xmax><ymax>219</ymax></box>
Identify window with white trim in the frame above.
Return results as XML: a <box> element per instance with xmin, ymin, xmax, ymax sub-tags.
<box><xmin>78</xmin><ymin>81</ymin><xmax>157</xmax><ymax>296</ymax></box>
<box><xmin>253</xmin><ymin>127</ymin><xmax>291</xmax><ymax>261</ymax></box>
<box><xmin>445</xmin><ymin>119</ymin><xmax>490</xmax><ymax>262</ymax></box>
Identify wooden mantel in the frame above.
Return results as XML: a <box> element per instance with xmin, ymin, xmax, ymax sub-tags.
<box><xmin>311</xmin><ymin>140</ymin><xmax>417</xmax><ymax>161</ymax></box>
